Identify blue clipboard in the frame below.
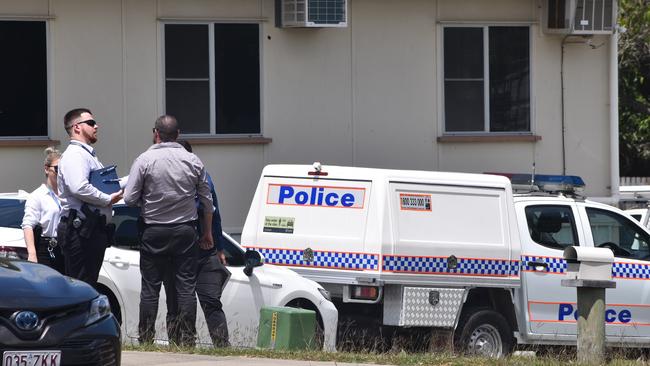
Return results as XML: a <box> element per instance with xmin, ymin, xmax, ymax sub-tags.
<box><xmin>89</xmin><ymin>165</ymin><xmax>120</xmax><ymax>194</ymax></box>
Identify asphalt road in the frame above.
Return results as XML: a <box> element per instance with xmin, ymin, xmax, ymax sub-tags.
<box><xmin>122</xmin><ymin>351</ymin><xmax>371</xmax><ymax>366</ymax></box>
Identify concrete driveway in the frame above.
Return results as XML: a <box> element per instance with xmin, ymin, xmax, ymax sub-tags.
<box><xmin>122</xmin><ymin>351</ymin><xmax>373</xmax><ymax>366</ymax></box>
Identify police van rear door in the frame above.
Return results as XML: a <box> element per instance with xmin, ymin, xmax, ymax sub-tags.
<box><xmin>246</xmin><ymin>175</ymin><xmax>375</xmax><ymax>282</ymax></box>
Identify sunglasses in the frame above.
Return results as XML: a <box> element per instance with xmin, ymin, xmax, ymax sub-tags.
<box><xmin>47</xmin><ymin>165</ymin><xmax>58</xmax><ymax>173</ymax></box>
<box><xmin>76</xmin><ymin>119</ymin><xmax>97</xmax><ymax>127</ymax></box>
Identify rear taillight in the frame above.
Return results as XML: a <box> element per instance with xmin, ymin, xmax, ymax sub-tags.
<box><xmin>350</xmin><ymin>285</ymin><xmax>379</xmax><ymax>301</ymax></box>
<box><xmin>0</xmin><ymin>246</ymin><xmax>28</xmax><ymax>260</ymax></box>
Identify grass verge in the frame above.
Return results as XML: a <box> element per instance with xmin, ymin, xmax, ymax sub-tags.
<box><xmin>122</xmin><ymin>344</ymin><xmax>649</xmax><ymax>365</ymax></box>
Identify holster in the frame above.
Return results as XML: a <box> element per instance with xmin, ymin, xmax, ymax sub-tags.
<box><xmin>79</xmin><ymin>203</ymin><xmax>100</xmax><ymax>239</ymax></box>
<box><xmin>33</xmin><ymin>225</ymin><xmax>43</xmax><ymax>248</ymax></box>
<box><xmin>106</xmin><ymin>223</ymin><xmax>116</xmax><ymax>248</ymax></box>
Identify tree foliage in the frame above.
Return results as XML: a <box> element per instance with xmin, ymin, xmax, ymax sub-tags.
<box><xmin>619</xmin><ymin>0</ymin><xmax>650</xmax><ymax>176</ymax></box>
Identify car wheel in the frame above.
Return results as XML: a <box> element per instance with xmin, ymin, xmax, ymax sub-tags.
<box><xmin>453</xmin><ymin>308</ymin><xmax>513</xmax><ymax>358</ymax></box>
<box><xmin>286</xmin><ymin>298</ymin><xmax>324</xmax><ymax>349</ymax></box>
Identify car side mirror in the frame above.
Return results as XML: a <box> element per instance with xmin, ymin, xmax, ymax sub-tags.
<box><xmin>243</xmin><ymin>250</ymin><xmax>263</xmax><ymax>276</ymax></box>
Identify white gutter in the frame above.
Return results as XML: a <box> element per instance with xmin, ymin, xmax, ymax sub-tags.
<box><xmin>609</xmin><ymin>27</ymin><xmax>620</xmax><ymax>205</ymax></box>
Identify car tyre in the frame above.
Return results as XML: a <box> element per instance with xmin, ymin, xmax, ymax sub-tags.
<box><xmin>453</xmin><ymin>308</ymin><xmax>513</xmax><ymax>358</ymax></box>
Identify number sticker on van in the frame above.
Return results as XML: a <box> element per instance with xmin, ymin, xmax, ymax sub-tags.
<box><xmin>267</xmin><ymin>184</ymin><xmax>366</xmax><ymax>209</ymax></box>
<box><xmin>399</xmin><ymin>193</ymin><xmax>432</xmax><ymax>211</ymax></box>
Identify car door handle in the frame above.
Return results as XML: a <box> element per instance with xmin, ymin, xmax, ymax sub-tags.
<box><xmin>527</xmin><ymin>261</ymin><xmax>548</xmax><ymax>271</ymax></box>
<box><xmin>108</xmin><ymin>258</ymin><xmax>128</xmax><ymax>268</ymax></box>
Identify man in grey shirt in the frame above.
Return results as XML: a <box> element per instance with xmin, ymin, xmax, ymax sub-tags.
<box><xmin>124</xmin><ymin>115</ymin><xmax>213</xmax><ymax>346</ymax></box>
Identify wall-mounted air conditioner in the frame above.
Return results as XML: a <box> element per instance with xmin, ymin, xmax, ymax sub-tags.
<box><xmin>542</xmin><ymin>0</ymin><xmax>616</xmax><ymax>35</ymax></box>
<box><xmin>275</xmin><ymin>0</ymin><xmax>348</xmax><ymax>28</ymax></box>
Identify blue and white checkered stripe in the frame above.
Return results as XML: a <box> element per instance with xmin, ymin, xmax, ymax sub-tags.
<box><xmin>382</xmin><ymin>256</ymin><xmax>520</xmax><ymax>277</ymax></box>
<box><xmin>520</xmin><ymin>255</ymin><xmax>567</xmax><ymax>273</ymax></box>
<box><xmin>612</xmin><ymin>262</ymin><xmax>650</xmax><ymax>279</ymax></box>
<box><xmin>521</xmin><ymin>256</ymin><xmax>650</xmax><ymax>280</ymax></box>
<box><xmin>256</xmin><ymin>248</ymin><xmax>379</xmax><ymax>270</ymax></box>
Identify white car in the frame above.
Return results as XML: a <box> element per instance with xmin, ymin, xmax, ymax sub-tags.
<box><xmin>0</xmin><ymin>193</ymin><xmax>338</xmax><ymax>351</ymax></box>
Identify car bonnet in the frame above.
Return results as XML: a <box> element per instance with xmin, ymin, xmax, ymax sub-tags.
<box><xmin>0</xmin><ymin>259</ymin><xmax>98</xmax><ymax>309</ymax></box>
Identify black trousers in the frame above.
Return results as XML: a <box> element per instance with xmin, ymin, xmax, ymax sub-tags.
<box><xmin>57</xmin><ymin>219</ymin><xmax>107</xmax><ymax>288</ymax></box>
<box><xmin>165</xmin><ymin>252</ymin><xmax>230</xmax><ymax>347</ymax></box>
<box><xmin>138</xmin><ymin>222</ymin><xmax>198</xmax><ymax>346</ymax></box>
<box><xmin>36</xmin><ymin>238</ymin><xmax>65</xmax><ymax>274</ymax></box>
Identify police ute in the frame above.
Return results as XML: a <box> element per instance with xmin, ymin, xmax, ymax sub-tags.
<box><xmin>241</xmin><ymin>164</ymin><xmax>650</xmax><ymax>357</ymax></box>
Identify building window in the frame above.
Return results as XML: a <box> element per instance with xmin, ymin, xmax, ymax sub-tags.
<box><xmin>164</xmin><ymin>23</ymin><xmax>260</xmax><ymax>135</ymax></box>
<box><xmin>443</xmin><ymin>26</ymin><xmax>530</xmax><ymax>133</ymax></box>
<box><xmin>0</xmin><ymin>21</ymin><xmax>48</xmax><ymax>137</ymax></box>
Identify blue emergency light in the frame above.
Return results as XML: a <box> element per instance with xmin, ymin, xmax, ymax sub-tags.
<box><xmin>486</xmin><ymin>172</ymin><xmax>586</xmax><ymax>195</ymax></box>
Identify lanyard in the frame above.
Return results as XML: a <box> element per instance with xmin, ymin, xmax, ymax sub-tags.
<box><xmin>70</xmin><ymin>141</ymin><xmax>96</xmax><ymax>157</ymax></box>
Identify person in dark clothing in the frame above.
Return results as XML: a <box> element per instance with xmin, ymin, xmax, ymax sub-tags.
<box><xmin>165</xmin><ymin>139</ymin><xmax>230</xmax><ymax>347</ymax></box>
<box><xmin>124</xmin><ymin>116</ymin><xmax>214</xmax><ymax>347</ymax></box>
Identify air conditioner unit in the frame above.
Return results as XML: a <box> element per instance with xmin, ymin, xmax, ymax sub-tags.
<box><xmin>542</xmin><ymin>0</ymin><xmax>616</xmax><ymax>35</ymax></box>
<box><xmin>275</xmin><ymin>0</ymin><xmax>348</xmax><ymax>28</ymax></box>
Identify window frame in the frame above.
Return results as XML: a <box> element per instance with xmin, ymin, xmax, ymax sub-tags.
<box><xmin>585</xmin><ymin>207</ymin><xmax>650</xmax><ymax>261</ymax></box>
<box><xmin>0</xmin><ymin>18</ymin><xmax>51</xmax><ymax>140</ymax></box>
<box><xmin>437</xmin><ymin>22</ymin><xmax>535</xmax><ymax>136</ymax></box>
<box><xmin>159</xmin><ymin>20</ymin><xmax>264</xmax><ymax>138</ymax></box>
<box><xmin>524</xmin><ymin>204</ymin><xmax>580</xmax><ymax>250</ymax></box>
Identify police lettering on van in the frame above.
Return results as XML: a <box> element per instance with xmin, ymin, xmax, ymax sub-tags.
<box><xmin>267</xmin><ymin>184</ymin><xmax>365</xmax><ymax>209</ymax></box>
<box><xmin>558</xmin><ymin>303</ymin><xmax>632</xmax><ymax>324</ymax></box>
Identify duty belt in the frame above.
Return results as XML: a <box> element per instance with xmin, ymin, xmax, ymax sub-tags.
<box><xmin>40</xmin><ymin>236</ymin><xmax>59</xmax><ymax>260</ymax></box>
<box><xmin>40</xmin><ymin>237</ymin><xmax>58</xmax><ymax>248</ymax></box>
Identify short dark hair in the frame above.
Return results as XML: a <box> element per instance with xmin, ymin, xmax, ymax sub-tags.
<box><xmin>154</xmin><ymin>115</ymin><xmax>179</xmax><ymax>142</ymax></box>
<box><xmin>177</xmin><ymin>139</ymin><xmax>193</xmax><ymax>153</ymax></box>
<box><xmin>64</xmin><ymin>108</ymin><xmax>92</xmax><ymax>133</ymax></box>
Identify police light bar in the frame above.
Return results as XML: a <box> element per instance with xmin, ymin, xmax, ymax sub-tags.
<box><xmin>486</xmin><ymin>172</ymin><xmax>585</xmax><ymax>195</ymax></box>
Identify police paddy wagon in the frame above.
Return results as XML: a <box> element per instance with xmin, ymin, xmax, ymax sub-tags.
<box><xmin>241</xmin><ymin>164</ymin><xmax>650</xmax><ymax>357</ymax></box>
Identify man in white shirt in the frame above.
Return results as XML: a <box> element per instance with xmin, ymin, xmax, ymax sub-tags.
<box><xmin>56</xmin><ymin>108</ymin><xmax>122</xmax><ymax>287</ymax></box>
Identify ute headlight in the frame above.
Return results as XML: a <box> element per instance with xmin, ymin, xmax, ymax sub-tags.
<box><xmin>318</xmin><ymin>288</ymin><xmax>331</xmax><ymax>301</ymax></box>
<box><xmin>86</xmin><ymin>295</ymin><xmax>111</xmax><ymax>326</ymax></box>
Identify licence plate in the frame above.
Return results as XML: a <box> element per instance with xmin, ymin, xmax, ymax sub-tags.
<box><xmin>2</xmin><ymin>351</ymin><xmax>61</xmax><ymax>366</ymax></box>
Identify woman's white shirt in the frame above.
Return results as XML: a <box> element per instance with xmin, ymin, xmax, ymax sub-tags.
<box><xmin>21</xmin><ymin>184</ymin><xmax>62</xmax><ymax>237</ymax></box>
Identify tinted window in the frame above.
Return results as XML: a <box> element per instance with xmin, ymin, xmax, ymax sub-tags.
<box><xmin>112</xmin><ymin>206</ymin><xmax>141</xmax><ymax>250</ymax></box>
<box><xmin>214</xmin><ymin>24</ymin><xmax>260</xmax><ymax>134</ymax></box>
<box><xmin>0</xmin><ymin>199</ymin><xmax>26</xmax><ymax>229</ymax></box>
<box><xmin>443</xmin><ymin>26</ymin><xmax>530</xmax><ymax>133</ymax></box>
<box><xmin>525</xmin><ymin>205</ymin><xmax>579</xmax><ymax>249</ymax></box>
<box><xmin>587</xmin><ymin>208</ymin><xmax>650</xmax><ymax>260</ymax></box>
<box><xmin>0</xmin><ymin>21</ymin><xmax>48</xmax><ymax>137</ymax></box>
<box><xmin>164</xmin><ymin>23</ymin><xmax>261</xmax><ymax>135</ymax></box>
<box><xmin>111</xmin><ymin>205</ymin><xmax>245</xmax><ymax>265</ymax></box>
<box><xmin>489</xmin><ymin>27</ymin><xmax>530</xmax><ymax>132</ymax></box>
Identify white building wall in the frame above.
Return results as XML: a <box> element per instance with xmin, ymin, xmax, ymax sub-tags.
<box><xmin>0</xmin><ymin>0</ymin><xmax>615</xmax><ymax>231</ymax></box>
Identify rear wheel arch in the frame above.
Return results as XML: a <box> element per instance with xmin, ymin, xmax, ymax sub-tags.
<box><xmin>460</xmin><ymin>288</ymin><xmax>518</xmax><ymax>332</ymax></box>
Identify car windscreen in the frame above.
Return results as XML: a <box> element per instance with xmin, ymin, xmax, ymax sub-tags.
<box><xmin>0</xmin><ymin>199</ymin><xmax>26</xmax><ymax>229</ymax></box>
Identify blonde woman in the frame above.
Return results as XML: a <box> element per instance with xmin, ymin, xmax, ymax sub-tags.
<box><xmin>21</xmin><ymin>147</ymin><xmax>65</xmax><ymax>273</ymax></box>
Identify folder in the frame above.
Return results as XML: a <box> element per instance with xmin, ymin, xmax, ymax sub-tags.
<box><xmin>89</xmin><ymin>165</ymin><xmax>121</xmax><ymax>194</ymax></box>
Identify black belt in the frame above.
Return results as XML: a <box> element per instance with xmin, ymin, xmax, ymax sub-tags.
<box><xmin>143</xmin><ymin>220</ymin><xmax>198</xmax><ymax>228</ymax></box>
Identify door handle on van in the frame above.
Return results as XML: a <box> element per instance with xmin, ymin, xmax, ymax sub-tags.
<box><xmin>527</xmin><ymin>260</ymin><xmax>548</xmax><ymax>271</ymax></box>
